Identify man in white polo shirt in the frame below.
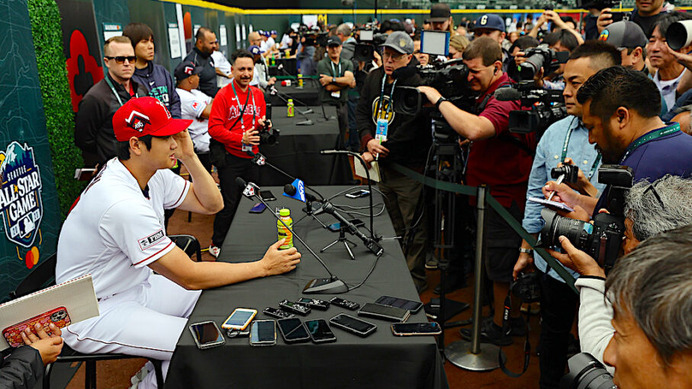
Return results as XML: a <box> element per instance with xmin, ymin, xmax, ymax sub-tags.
<box><xmin>175</xmin><ymin>60</ymin><xmax>213</xmax><ymax>173</ymax></box>
<box><xmin>56</xmin><ymin>97</ymin><xmax>301</xmax><ymax>388</ymax></box>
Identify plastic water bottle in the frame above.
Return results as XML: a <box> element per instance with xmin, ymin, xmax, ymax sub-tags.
<box><xmin>277</xmin><ymin>208</ymin><xmax>293</xmax><ymax>249</ymax></box>
<box><xmin>287</xmin><ymin>99</ymin><xmax>295</xmax><ymax>117</ymax></box>
<box><xmin>298</xmin><ymin>73</ymin><xmax>303</xmax><ymax>87</ymax></box>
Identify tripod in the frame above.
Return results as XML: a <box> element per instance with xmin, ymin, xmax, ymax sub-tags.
<box><xmin>321</xmin><ymin>225</ymin><xmax>358</xmax><ymax>260</ymax></box>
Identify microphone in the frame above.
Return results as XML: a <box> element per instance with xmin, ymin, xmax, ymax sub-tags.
<box><xmin>284</xmin><ymin>181</ymin><xmax>323</xmax><ymax>215</ymax></box>
<box><xmin>235</xmin><ymin>177</ymin><xmax>348</xmax><ymax>294</ymax></box>
<box><xmin>494</xmin><ymin>87</ymin><xmax>522</xmax><ymax>101</ymax></box>
<box><xmin>321</xmin><ymin>202</ymin><xmax>383</xmax><ymax>257</ymax></box>
<box><xmin>248</xmin><ymin>151</ymin><xmax>324</xmax><ymax>202</ymax></box>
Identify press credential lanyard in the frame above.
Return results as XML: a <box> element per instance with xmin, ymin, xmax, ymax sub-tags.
<box><xmin>619</xmin><ymin>123</ymin><xmax>680</xmax><ymax>163</ymax></box>
<box><xmin>105</xmin><ymin>76</ymin><xmax>138</xmax><ymax>107</ymax></box>
<box><xmin>231</xmin><ymin>81</ymin><xmax>256</xmax><ymax>152</ymax></box>
<box><xmin>561</xmin><ymin>118</ymin><xmax>601</xmax><ymax>181</ymax></box>
<box><xmin>376</xmin><ymin>74</ymin><xmax>397</xmax><ymax>143</ymax></box>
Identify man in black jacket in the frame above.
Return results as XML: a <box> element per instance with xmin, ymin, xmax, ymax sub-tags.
<box><xmin>357</xmin><ymin>32</ymin><xmax>431</xmax><ymax>292</ymax></box>
<box><xmin>0</xmin><ymin>323</ymin><xmax>63</xmax><ymax>388</ymax></box>
<box><xmin>184</xmin><ymin>27</ymin><xmax>219</xmax><ymax>97</ymax></box>
<box><xmin>74</xmin><ymin>36</ymin><xmax>147</xmax><ymax>167</ymax></box>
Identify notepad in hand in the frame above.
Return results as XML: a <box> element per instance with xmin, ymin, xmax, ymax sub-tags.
<box><xmin>528</xmin><ymin>197</ymin><xmax>575</xmax><ymax>213</ymax></box>
<box><xmin>354</xmin><ymin>160</ymin><xmax>381</xmax><ymax>182</ymax></box>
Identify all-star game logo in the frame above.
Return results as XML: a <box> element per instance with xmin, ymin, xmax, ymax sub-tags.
<box><xmin>125</xmin><ymin>110</ymin><xmax>151</xmax><ymax>133</ymax></box>
<box><xmin>0</xmin><ymin>142</ymin><xmax>44</xmax><ymax>248</ymax></box>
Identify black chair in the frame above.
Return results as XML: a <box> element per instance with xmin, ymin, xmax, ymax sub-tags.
<box><xmin>169</xmin><ymin>234</ymin><xmax>202</xmax><ymax>261</ymax></box>
<box><xmin>9</xmin><ymin>254</ymin><xmax>165</xmax><ymax>389</ymax></box>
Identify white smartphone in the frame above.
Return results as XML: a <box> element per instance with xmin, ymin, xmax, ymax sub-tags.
<box><xmin>221</xmin><ymin>308</ymin><xmax>258</xmax><ymax>330</ymax></box>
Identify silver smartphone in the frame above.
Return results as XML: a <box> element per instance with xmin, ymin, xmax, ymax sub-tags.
<box><xmin>189</xmin><ymin>321</ymin><xmax>225</xmax><ymax>350</ymax></box>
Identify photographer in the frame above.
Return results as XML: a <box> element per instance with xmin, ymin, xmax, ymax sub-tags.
<box><xmin>418</xmin><ymin>37</ymin><xmax>536</xmax><ymax>345</ymax></box>
<box><xmin>356</xmin><ymin>32</ymin><xmax>430</xmax><ymax>293</ymax></box>
<box><xmin>512</xmin><ymin>41</ymin><xmax>621</xmax><ymax>389</ymax></box>
<box><xmin>597</xmin><ymin>0</ymin><xmax>674</xmax><ymax>37</ymax></box>
<box><xmin>543</xmin><ymin>66</ymin><xmax>692</xmax><ymax>218</ymax></box>
<box><xmin>207</xmin><ymin>50</ymin><xmax>271</xmax><ymax>257</ymax></box>
<box><xmin>549</xmin><ymin>175</ymin><xmax>692</xmax><ymax>374</ymax></box>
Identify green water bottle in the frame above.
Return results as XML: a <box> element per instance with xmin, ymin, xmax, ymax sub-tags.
<box><xmin>277</xmin><ymin>208</ymin><xmax>293</xmax><ymax>249</ymax></box>
<box><xmin>287</xmin><ymin>99</ymin><xmax>295</xmax><ymax>117</ymax></box>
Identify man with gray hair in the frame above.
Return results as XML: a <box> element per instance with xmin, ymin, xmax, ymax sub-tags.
<box><xmin>550</xmin><ymin>175</ymin><xmax>692</xmax><ymax>378</ymax></box>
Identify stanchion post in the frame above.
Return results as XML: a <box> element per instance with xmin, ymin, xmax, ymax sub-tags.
<box><xmin>444</xmin><ymin>184</ymin><xmax>502</xmax><ymax>371</ymax></box>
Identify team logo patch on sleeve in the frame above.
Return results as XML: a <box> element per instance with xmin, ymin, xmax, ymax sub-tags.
<box><xmin>138</xmin><ymin>229</ymin><xmax>165</xmax><ymax>251</ymax></box>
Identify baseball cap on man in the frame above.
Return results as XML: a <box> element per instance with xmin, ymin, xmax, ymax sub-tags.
<box><xmin>381</xmin><ymin>31</ymin><xmax>414</xmax><ymax>55</ymax></box>
<box><xmin>474</xmin><ymin>14</ymin><xmax>505</xmax><ymax>32</ymax></box>
<box><xmin>174</xmin><ymin>60</ymin><xmax>203</xmax><ymax>83</ymax></box>
<box><xmin>599</xmin><ymin>21</ymin><xmax>647</xmax><ymax>49</ymax></box>
<box><xmin>429</xmin><ymin>3</ymin><xmax>451</xmax><ymax>23</ymax></box>
<box><xmin>326</xmin><ymin>36</ymin><xmax>342</xmax><ymax>46</ymax></box>
<box><xmin>113</xmin><ymin>97</ymin><xmax>192</xmax><ymax>141</ymax></box>
<box><xmin>248</xmin><ymin>45</ymin><xmax>263</xmax><ymax>56</ymax></box>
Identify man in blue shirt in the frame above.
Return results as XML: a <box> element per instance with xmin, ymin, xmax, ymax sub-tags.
<box><xmin>545</xmin><ymin>66</ymin><xmax>692</xmax><ymax>215</ymax></box>
<box><xmin>512</xmin><ymin>41</ymin><xmax>621</xmax><ymax>389</ymax></box>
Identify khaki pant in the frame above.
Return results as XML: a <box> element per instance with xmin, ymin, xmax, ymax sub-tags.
<box><xmin>379</xmin><ymin>164</ymin><xmax>427</xmax><ymax>283</ymax></box>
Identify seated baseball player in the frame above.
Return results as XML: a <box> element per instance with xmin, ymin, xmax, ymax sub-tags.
<box><xmin>56</xmin><ymin>97</ymin><xmax>301</xmax><ymax>388</ymax></box>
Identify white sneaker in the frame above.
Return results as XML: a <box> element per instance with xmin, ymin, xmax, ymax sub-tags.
<box><xmin>129</xmin><ymin>364</ymin><xmax>149</xmax><ymax>389</ymax></box>
<box><xmin>208</xmin><ymin>245</ymin><xmax>221</xmax><ymax>258</ymax></box>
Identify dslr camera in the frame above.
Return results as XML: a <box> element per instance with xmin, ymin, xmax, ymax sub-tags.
<box><xmin>259</xmin><ymin>104</ymin><xmax>279</xmax><ymax>145</ymax></box>
<box><xmin>552</xmin><ymin>164</ymin><xmax>580</xmax><ymax>184</ymax></box>
<box><xmin>516</xmin><ymin>44</ymin><xmax>570</xmax><ymax>82</ymax></box>
<box><xmin>560</xmin><ymin>353</ymin><xmax>614</xmax><ymax>389</ymax></box>
<box><xmin>539</xmin><ymin>165</ymin><xmax>634</xmax><ymax>272</ymax></box>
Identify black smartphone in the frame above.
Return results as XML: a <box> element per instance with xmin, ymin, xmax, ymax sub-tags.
<box><xmin>189</xmin><ymin>321</ymin><xmax>225</xmax><ymax>349</ymax></box>
<box><xmin>277</xmin><ymin>318</ymin><xmax>311</xmax><ymax>343</ymax></box>
<box><xmin>260</xmin><ymin>190</ymin><xmax>276</xmax><ymax>201</ymax></box>
<box><xmin>375</xmin><ymin>295</ymin><xmax>424</xmax><ymax>314</ymax></box>
<box><xmin>329</xmin><ymin>313</ymin><xmax>377</xmax><ymax>337</ymax></box>
<box><xmin>250</xmin><ymin>320</ymin><xmax>277</xmax><ymax>346</ymax></box>
<box><xmin>358</xmin><ymin>303</ymin><xmax>411</xmax><ymax>322</ymax></box>
<box><xmin>305</xmin><ymin>319</ymin><xmax>337</xmax><ymax>343</ymax></box>
<box><xmin>297</xmin><ymin>297</ymin><xmax>330</xmax><ymax>310</ymax></box>
<box><xmin>330</xmin><ymin>297</ymin><xmax>360</xmax><ymax>310</ymax></box>
<box><xmin>391</xmin><ymin>322</ymin><xmax>442</xmax><ymax>336</ymax></box>
<box><xmin>264</xmin><ymin>307</ymin><xmax>294</xmax><ymax>319</ymax></box>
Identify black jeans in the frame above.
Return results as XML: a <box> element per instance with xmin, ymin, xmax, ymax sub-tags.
<box><xmin>539</xmin><ymin>271</ymin><xmax>579</xmax><ymax>389</ymax></box>
<box><xmin>211</xmin><ymin>153</ymin><xmax>259</xmax><ymax>247</ymax></box>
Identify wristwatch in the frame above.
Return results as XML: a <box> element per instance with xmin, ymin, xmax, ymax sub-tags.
<box><xmin>518</xmin><ymin>248</ymin><xmax>534</xmax><ymax>254</ymax></box>
<box><xmin>435</xmin><ymin>96</ymin><xmax>448</xmax><ymax>108</ymax></box>
<box><xmin>332</xmin><ymin>77</ymin><xmax>336</xmax><ymax>84</ymax></box>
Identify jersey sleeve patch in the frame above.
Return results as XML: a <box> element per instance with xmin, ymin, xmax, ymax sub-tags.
<box><xmin>138</xmin><ymin>229</ymin><xmax>165</xmax><ymax>251</ymax></box>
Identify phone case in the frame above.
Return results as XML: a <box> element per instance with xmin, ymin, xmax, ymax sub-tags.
<box><xmin>391</xmin><ymin>323</ymin><xmax>442</xmax><ymax>336</ymax></box>
<box><xmin>189</xmin><ymin>321</ymin><xmax>225</xmax><ymax>349</ymax></box>
<box><xmin>357</xmin><ymin>303</ymin><xmax>410</xmax><ymax>322</ymax></box>
<box><xmin>3</xmin><ymin>307</ymin><xmax>71</xmax><ymax>348</ymax></box>
<box><xmin>329</xmin><ymin>314</ymin><xmax>377</xmax><ymax>337</ymax></box>
<box><xmin>221</xmin><ymin>309</ymin><xmax>258</xmax><ymax>330</ymax></box>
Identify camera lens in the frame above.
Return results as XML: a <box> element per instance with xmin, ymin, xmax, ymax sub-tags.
<box><xmin>551</xmin><ymin>166</ymin><xmax>569</xmax><ymax>179</ymax></box>
<box><xmin>540</xmin><ymin>209</ymin><xmax>593</xmax><ymax>249</ymax></box>
<box><xmin>560</xmin><ymin>353</ymin><xmax>615</xmax><ymax>389</ymax></box>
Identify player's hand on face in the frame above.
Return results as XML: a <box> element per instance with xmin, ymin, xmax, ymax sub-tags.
<box><xmin>173</xmin><ymin>130</ymin><xmax>196</xmax><ymax>160</ymax></box>
<box><xmin>261</xmin><ymin>239</ymin><xmax>302</xmax><ymax>276</ymax></box>
<box><xmin>22</xmin><ymin>323</ymin><xmax>64</xmax><ymax>365</ymax></box>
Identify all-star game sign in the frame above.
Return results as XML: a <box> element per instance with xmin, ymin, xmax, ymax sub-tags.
<box><xmin>0</xmin><ymin>142</ymin><xmax>44</xmax><ymax>267</ymax></box>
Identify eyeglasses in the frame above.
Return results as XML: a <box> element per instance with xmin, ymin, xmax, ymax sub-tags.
<box><xmin>105</xmin><ymin>56</ymin><xmax>137</xmax><ymax>64</ymax></box>
<box><xmin>382</xmin><ymin>51</ymin><xmax>406</xmax><ymax>61</ymax></box>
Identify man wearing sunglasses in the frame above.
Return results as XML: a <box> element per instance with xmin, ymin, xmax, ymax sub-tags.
<box><xmin>75</xmin><ymin>36</ymin><xmax>147</xmax><ymax>168</ymax></box>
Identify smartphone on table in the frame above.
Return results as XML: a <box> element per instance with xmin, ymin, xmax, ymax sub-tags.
<box><xmin>189</xmin><ymin>321</ymin><xmax>225</xmax><ymax>349</ymax></box>
<box><xmin>391</xmin><ymin>322</ymin><xmax>442</xmax><ymax>336</ymax></box>
<box><xmin>250</xmin><ymin>320</ymin><xmax>277</xmax><ymax>346</ymax></box>
<box><xmin>305</xmin><ymin>319</ymin><xmax>337</xmax><ymax>343</ymax></box>
<box><xmin>221</xmin><ymin>308</ymin><xmax>257</xmax><ymax>331</ymax></box>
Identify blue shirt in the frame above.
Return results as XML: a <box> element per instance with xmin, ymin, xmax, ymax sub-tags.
<box><xmin>594</xmin><ymin>123</ymin><xmax>692</xmax><ymax>214</ymax></box>
<box><xmin>522</xmin><ymin>116</ymin><xmax>605</xmax><ymax>283</ymax></box>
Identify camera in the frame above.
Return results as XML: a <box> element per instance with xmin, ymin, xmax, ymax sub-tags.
<box><xmin>259</xmin><ymin>104</ymin><xmax>279</xmax><ymax>145</ymax></box>
<box><xmin>559</xmin><ymin>353</ymin><xmax>615</xmax><ymax>389</ymax></box>
<box><xmin>298</xmin><ymin>25</ymin><xmax>327</xmax><ymax>47</ymax></box>
<box><xmin>516</xmin><ymin>44</ymin><xmax>570</xmax><ymax>82</ymax></box>
<box><xmin>539</xmin><ymin>165</ymin><xmax>634</xmax><ymax>272</ymax></box>
<box><xmin>418</xmin><ymin>59</ymin><xmax>473</xmax><ymax>104</ymax></box>
<box><xmin>576</xmin><ymin>0</ymin><xmax>620</xmax><ymax>10</ymax></box>
<box><xmin>501</xmin><ymin>81</ymin><xmax>568</xmax><ymax>136</ymax></box>
<box><xmin>552</xmin><ymin>165</ymin><xmax>580</xmax><ymax>183</ymax></box>
<box><xmin>511</xmin><ymin>272</ymin><xmax>541</xmax><ymax>303</ymax></box>
<box><xmin>354</xmin><ymin>30</ymin><xmax>388</xmax><ymax>62</ymax></box>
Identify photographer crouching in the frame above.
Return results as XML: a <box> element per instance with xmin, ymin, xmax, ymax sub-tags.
<box><xmin>418</xmin><ymin>37</ymin><xmax>536</xmax><ymax>345</ymax></box>
<box><xmin>356</xmin><ymin>32</ymin><xmax>431</xmax><ymax>292</ymax></box>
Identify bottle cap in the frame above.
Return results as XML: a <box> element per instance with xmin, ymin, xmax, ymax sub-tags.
<box><xmin>279</xmin><ymin>208</ymin><xmax>290</xmax><ymax>217</ymax></box>
<box><xmin>288</xmin><ymin>98</ymin><xmax>293</xmax><ymax>102</ymax></box>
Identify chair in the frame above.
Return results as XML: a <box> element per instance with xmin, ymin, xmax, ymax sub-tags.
<box><xmin>169</xmin><ymin>234</ymin><xmax>202</xmax><ymax>261</ymax></box>
<box><xmin>9</xmin><ymin>254</ymin><xmax>165</xmax><ymax>389</ymax></box>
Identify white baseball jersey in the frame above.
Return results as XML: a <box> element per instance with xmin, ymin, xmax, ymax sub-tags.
<box><xmin>176</xmin><ymin>87</ymin><xmax>212</xmax><ymax>153</ymax></box>
<box><xmin>56</xmin><ymin>158</ymin><xmax>190</xmax><ymax>299</ymax></box>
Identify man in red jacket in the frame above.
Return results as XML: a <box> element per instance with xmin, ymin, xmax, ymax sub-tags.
<box><xmin>207</xmin><ymin>50</ymin><xmax>270</xmax><ymax>257</ymax></box>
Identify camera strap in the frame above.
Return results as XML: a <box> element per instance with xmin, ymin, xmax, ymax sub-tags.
<box><xmin>498</xmin><ymin>290</ymin><xmax>532</xmax><ymax>378</ymax></box>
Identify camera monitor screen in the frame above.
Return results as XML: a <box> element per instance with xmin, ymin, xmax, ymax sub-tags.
<box><xmin>360</xmin><ymin>30</ymin><xmax>374</xmax><ymax>41</ymax></box>
<box><xmin>421</xmin><ymin>30</ymin><xmax>450</xmax><ymax>57</ymax></box>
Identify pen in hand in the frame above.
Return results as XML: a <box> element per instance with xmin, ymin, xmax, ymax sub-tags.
<box><xmin>547</xmin><ymin>174</ymin><xmax>565</xmax><ymax>202</ymax></box>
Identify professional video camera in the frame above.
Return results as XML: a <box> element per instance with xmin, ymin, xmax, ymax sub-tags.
<box><xmin>418</xmin><ymin>59</ymin><xmax>474</xmax><ymax>105</ymax></box>
<box><xmin>516</xmin><ymin>44</ymin><xmax>570</xmax><ymax>82</ymax></box>
<box><xmin>298</xmin><ymin>25</ymin><xmax>328</xmax><ymax>47</ymax></box>
<box><xmin>539</xmin><ymin>165</ymin><xmax>634</xmax><ymax>272</ymax></box>
<box><xmin>354</xmin><ymin>29</ymin><xmax>388</xmax><ymax>62</ymax></box>
<box><xmin>497</xmin><ymin>81</ymin><xmax>568</xmax><ymax>136</ymax></box>
<box><xmin>559</xmin><ymin>353</ymin><xmax>614</xmax><ymax>389</ymax></box>
<box><xmin>576</xmin><ymin>0</ymin><xmax>621</xmax><ymax>10</ymax></box>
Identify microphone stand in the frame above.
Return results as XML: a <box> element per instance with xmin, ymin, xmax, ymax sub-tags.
<box><xmin>269</xmin><ymin>85</ymin><xmax>314</xmax><ymax>114</ymax></box>
<box><xmin>268</xmin><ymin>87</ymin><xmax>314</xmax><ymax>126</ymax></box>
<box><xmin>237</xmin><ymin>178</ymin><xmax>349</xmax><ymax>294</ymax></box>
<box><xmin>319</xmin><ymin>149</ymin><xmax>378</xmax><ymax>245</ymax></box>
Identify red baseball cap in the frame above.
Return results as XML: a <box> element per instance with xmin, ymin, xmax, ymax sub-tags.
<box><xmin>113</xmin><ymin>97</ymin><xmax>192</xmax><ymax>141</ymax></box>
